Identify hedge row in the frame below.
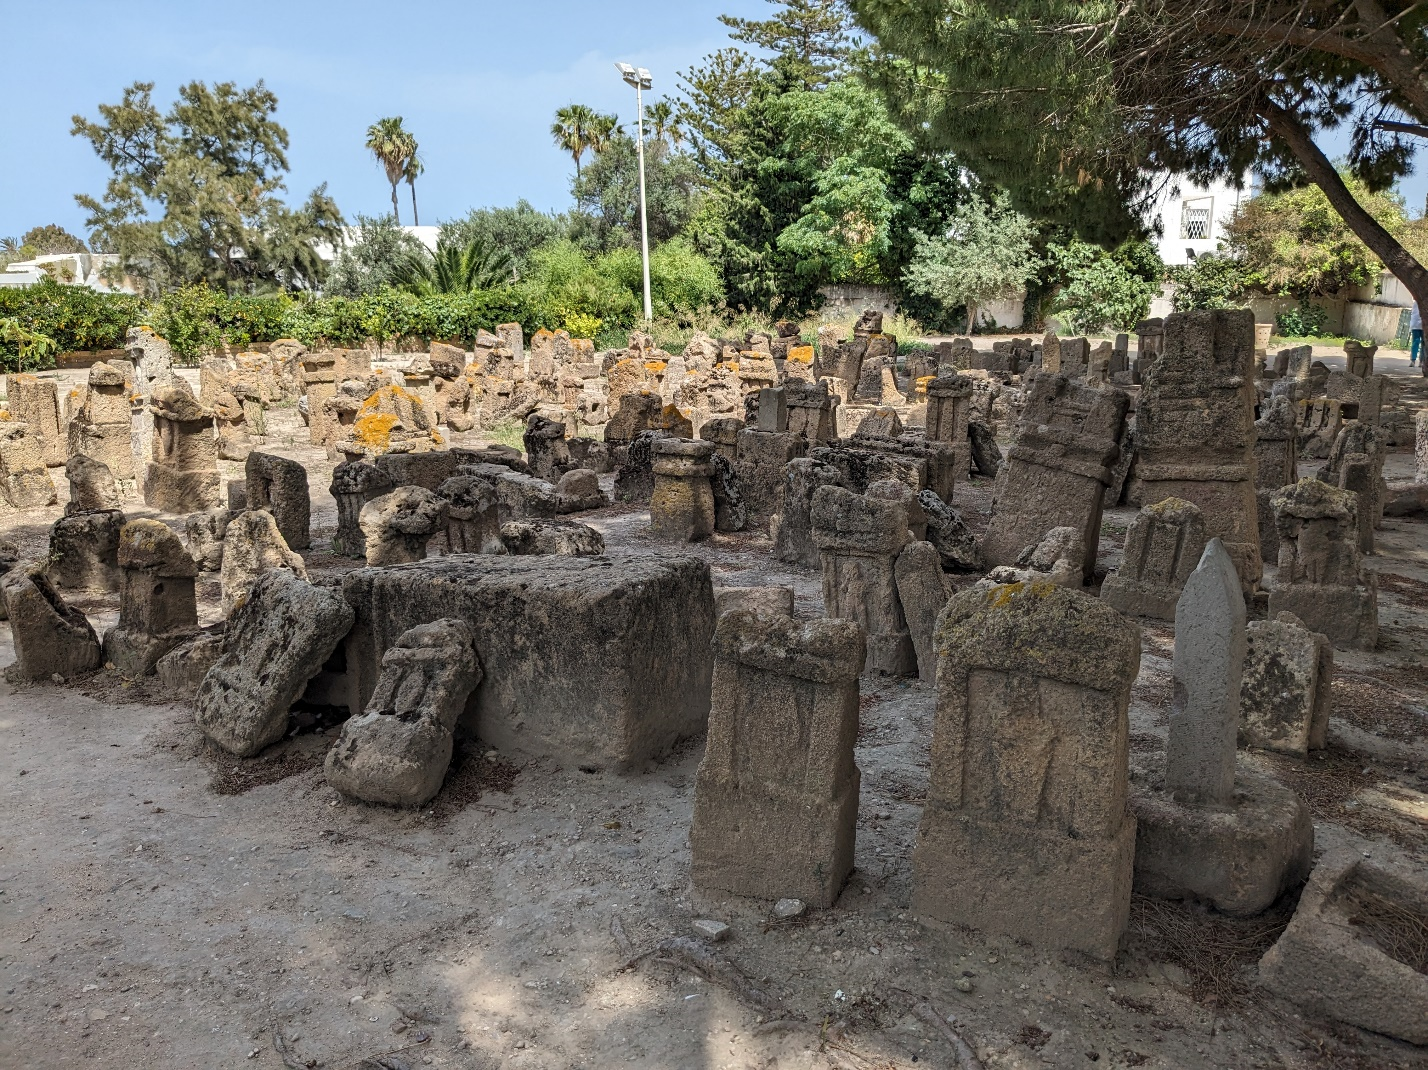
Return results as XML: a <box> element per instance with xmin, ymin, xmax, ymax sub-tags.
<box><xmin>0</xmin><ymin>280</ymin><xmax>550</xmax><ymax>367</ymax></box>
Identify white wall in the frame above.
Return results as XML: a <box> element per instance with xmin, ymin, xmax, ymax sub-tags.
<box><xmin>1148</xmin><ymin>174</ymin><xmax>1253</xmax><ymax>266</ymax></box>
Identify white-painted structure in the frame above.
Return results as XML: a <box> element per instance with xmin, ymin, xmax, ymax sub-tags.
<box><xmin>0</xmin><ymin>252</ymin><xmax>132</xmax><ymax>292</ymax></box>
<box><xmin>312</xmin><ymin>224</ymin><xmax>438</xmax><ymax>263</ymax></box>
<box><xmin>1148</xmin><ymin>174</ymin><xmax>1255</xmax><ymax>266</ymax></box>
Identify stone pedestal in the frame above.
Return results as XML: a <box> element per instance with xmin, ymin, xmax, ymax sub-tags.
<box><xmin>103</xmin><ymin>519</ymin><xmax>199</xmax><ymax>676</ymax></box>
<box><xmin>912</xmin><ymin>582</ymin><xmax>1140</xmax><ymax>960</ymax></box>
<box><xmin>1239</xmin><ymin>613</ymin><xmax>1333</xmax><ymax>757</ymax></box>
<box><xmin>691</xmin><ymin>611</ymin><xmax>865</xmax><ymax>908</ymax></box>
<box><xmin>1268</xmin><ymin>479</ymin><xmax>1377</xmax><ymax>649</ymax></box>
<box><xmin>812</xmin><ymin>485</ymin><xmax>915</xmax><ymax>676</ymax></box>
<box><xmin>329</xmin><ymin>460</ymin><xmax>393</xmax><ymax>558</ymax></box>
<box><xmin>6</xmin><ymin>374</ymin><xmax>64</xmax><ymax>466</ymax></box>
<box><xmin>1101</xmin><ymin>498</ymin><xmax>1207</xmax><ymax>620</ymax></box>
<box><xmin>143</xmin><ymin>386</ymin><xmax>220</xmax><ymax>513</ymax></box>
<box><xmin>785</xmin><ymin>381</ymin><xmax>839</xmax><ymax>443</ymax></box>
<box><xmin>734</xmin><ymin>428</ymin><xmax>805</xmax><ymax>530</ymax></box>
<box><xmin>651</xmin><ymin>439</ymin><xmax>716</xmax><ymax>542</ymax></box>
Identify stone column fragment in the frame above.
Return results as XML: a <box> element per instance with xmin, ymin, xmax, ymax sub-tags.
<box><xmin>691</xmin><ymin>611</ymin><xmax>865</xmax><ymax>908</ymax></box>
<box><xmin>650</xmin><ymin>438</ymin><xmax>716</xmax><ymax>542</ymax></box>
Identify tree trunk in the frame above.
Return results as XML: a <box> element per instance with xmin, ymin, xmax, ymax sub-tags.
<box><xmin>410</xmin><ymin>184</ymin><xmax>419</xmax><ymax>227</ymax></box>
<box><xmin>390</xmin><ymin>183</ymin><xmax>401</xmax><ymax>225</ymax></box>
<box><xmin>1263</xmin><ymin>101</ymin><xmax>1428</xmax><ymax>314</ymax></box>
<box><xmin>966</xmin><ymin>300</ymin><xmax>977</xmax><ymax>336</ymax></box>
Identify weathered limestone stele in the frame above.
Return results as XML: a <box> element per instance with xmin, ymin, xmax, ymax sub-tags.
<box><xmin>913</xmin><ymin>582</ymin><xmax>1140</xmax><ymax>960</ymax></box>
<box><xmin>102</xmin><ymin>519</ymin><xmax>199</xmax><ymax>676</ymax></box>
<box><xmin>341</xmin><ymin>554</ymin><xmax>714</xmax><ymax>771</ymax></box>
<box><xmin>1131</xmin><ymin>309</ymin><xmax>1262</xmax><ymax>588</ymax></box>
<box><xmin>67</xmin><ymin>362</ymin><xmax>135</xmax><ymax>488</ymax></box>
<box><xmin>894</xmin><ymin>540</ymin><xmax>950</xmax><ymax>683</ymax></box>
<box><xmin>6</xmin><ymin>374</ymin><xmax>64</xmax><ymax>467</ymax></box>
<box><xmin>1253</xmin><ymin>394</ymin><xmax>1299</xmax><ymax>563</ymax></box>
<box><xmin>48</xmin><ymin>509</ymin><xmax>123</xmax><ymax>592</ymax></box>
<box><xmin>812</xmin><ymin>485</ymin><xmax>915</xmax><ymax>676</ymax></box>
<box><xmin>1101</xmin><ymin>498</ymin><xmax>1208</xmax><ymax>620</ymax></box>
<box><xmin>1268</xmin><ymin>478</ymin><xmax>1378</xmax><ymax>650</ymax></box>
<box><xmin>1132</xmin><ymin>540</ymin><xmax>1313</xmax><ymax>916</ymax></box>
<box><xmin>437</xmin><ymin>474</ymin><xmax>503</xmax><ymax>554</ymax></box>
<box><xmin>329</xmin><ymin>460</ymin><xmax>394</xmax><ymax>558</ymax></box>
<box><xmin>499</xmin><ymin>519</ymin><xmax>605</xmax><ymax>556</ymax></box>
<box><xmin>981</xmin><ymin>374</ymin><xmax>1129</xmax><ymax>582</ymax></box>
<box><xmin>1258</xmin><ymin>848</ymin><xmax>1428</xmax><ymax>1045</ymax></box>
<box><xmin>1239</xmin><ymin>612</ymin><xmax>1333</xmax><ymax>758</ymax></box>
<box><xmin>359</xmin><ymin>486</ymin><xmax>449</xmax><ymax>566</ymax></box>
<box><xmin>143</xmin><ymin>384</ymin><xmax>221</xmax><ymax>513</ymax></box>
<box><xmin>0</xmin><ymin>563</ymin><xmax>102</xmax><ymax>681</ymax></box>
<box><xmin>245</xmin><ymin>452</ymin><xmax>311</xmax><ymax>551</ymax></box>
<box><xmin>0</xmin><ymin>422</ymin><xmax>58</xmax><ymax>508</ymax></box>
<box><xmin>196</xmin><ymin>570</ymin><xmax>355</xmax><ymax>757</ymax></box>
<box><xmin>691</xmin><ymin>610</ymin><xmax>865</xmax><ymax>908</ymax></box>
<box><xmin>184</xmin><ymin>508</ymin><xmax>231</xmax><ymax>572</ymax></box>
<box><xmin>325</xmin><ymin>620</ymin><xmax>482</xmax><ymax>807</ymax></box>
<box><xmin>918</xmin><ymin>489</ymin><xmax>981</xmax><ymax>572</ymax></box>
<box><xmin>523</xmin><ymin>413</ymin><xmax>571</xmax><ymax>480</ymax></box>
<box><xmin>772</xmin><ymin>457</ymin><xmax>842</xmax><ymax>567</ymax></box>
<box><xmin>64</xmin><ymin>454</ymin><xmax>121</xmax><ymax>515</ymax></box>
<box><xmin>985</xmin><ymin>525</ymin><xmax>1084</xmax><ymax>588</ymax></box>
<box><xmin>650</xmin><ymin>438</ymin><xmax>716</xmax><ymax>542</ymax></box>
<box><xmin>220</xmin><ymin>509</ymin><xmax>307</xmax><ymax>615</ymax></box>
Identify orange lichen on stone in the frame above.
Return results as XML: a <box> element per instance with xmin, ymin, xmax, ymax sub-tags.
<box><xmin>644</xmin><ymin>361</ymin><xmax>668</xmax><ymax>374</ymax></box>
<box><xmin>352</xmin><ymin>412</ymin><xmax>399</xmax><ymax>449</ymax></box>
<box><xmin>788</xmin><ymin>345</ymin><xmax>814</xmax><ymax>363</ymax></box>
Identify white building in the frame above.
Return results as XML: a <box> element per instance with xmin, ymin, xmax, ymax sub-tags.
<box><xmin>0</xmin><ymin>252</ymin><xmax>133</xmax><ymax>292</ymax></box>
<box><xmin>1148</xmin><ymin>174</ymin><xmax>1255</xmax><ymax>266</ymax></box>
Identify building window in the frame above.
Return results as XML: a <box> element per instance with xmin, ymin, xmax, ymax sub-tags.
<box><xmin>1181</xmin><ymin>197</ymin><xmax>1213</xmax><ymax>240</ymax></box>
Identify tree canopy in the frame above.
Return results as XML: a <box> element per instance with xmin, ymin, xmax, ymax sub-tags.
<box><xmin>851</xmin><ymin>0</ymin><xmax>1428</xmax><ymax>310</ymax></box>
<box><xmin>72</xmin><ymin>80</ymin><xmax>343</xmax><ymax>294</ymax></box>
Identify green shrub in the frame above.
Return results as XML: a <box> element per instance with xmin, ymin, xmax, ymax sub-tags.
<box><xmin>1169</xmin><ymin>254</ymin><xmax>1253</xmax><ymax>311</ymax></box>
<box><xmin>0</xmin><ymin>278</ymin><xmax>142</xmax><ymax>357</ymax></box>
<box><xmin>1274</xmin><ymin>301</ymin><xmax>1329</xmax><ymax>338</ymax></box>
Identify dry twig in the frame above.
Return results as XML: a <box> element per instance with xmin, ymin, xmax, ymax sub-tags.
<box><xmin>911</xmin><ymin>1001</ymin><xmax>986</xmax><ymax>1070</ymax></box>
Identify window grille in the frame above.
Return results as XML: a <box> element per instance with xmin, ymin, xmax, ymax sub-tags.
<box><xmin>1181</xmin><ymin>198</ymin><xmax>1212</xmax><ymax>240</ymax></box>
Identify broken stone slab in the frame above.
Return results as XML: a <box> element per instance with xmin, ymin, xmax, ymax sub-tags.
<box><xmin>552</xmin><ymin>468</ymin><xmax>608</xmax><ymax>513</ymax></box>
<box><xmin>917</xmin><ymin>490</ymin><xmax>981</xmax><ymax>572</ymax></box>
<box><xmin>64</xmin><ymin>454</ymin><xmax>121</xmax><ymax>515</ymax></box>
<box><xmin>245</xmin><ymin>452</ymin><xmax>311</xmax><ymax>551</ymax></box>
<box><xmin>985</xmin><ymin>525</ymin><xmax>1084</xmax><ymax>589</ymax></box>
<box><xmin>184</xmin><ymin>508</ymin><xmax>232</xmax><ymax>573</ymax></box>
<box><xmin>967</xmin><ymin>418</ymin><xmax>1002</xmax><ymax>477</ymax></box>
<box><xmin>499</xmin><ymin>519</ymin><xmax>605</xmax><ymax>556</ymax></box>
<box><xmin>48</xmin><ymin>509</ymin><xmax>124</xmax><ymax>592</ymax></box>
<box><xmin>913</xmin><ymin>582</ymin><xmax>1141</xmax><ymax>960</ymax></box>
<box><xmin>0</xmin><ymin>422</ymin><xmax>58</xmax><ymax>509</ymax></box>
<box><xmin>691</xmin><ymin>610</ymin><xmax>865</xmax><ymax>908</ymax></box>
<box><xmin>894</xmin><ymin>540</ymin><xmax>950</xmax><ymax>684</ymax></box>
<box><xmin>360</xmin><ymin>486</ymin><xmax>450</xmax><ymax>566</ymax></box>
<box><xmin>436</xmin><ymin>474</ymin><xmax>503</xmax><ymax>554</ymax></box>
<box><xmin>221</xmin><ymin>509</ymin><xmax>308</xmax><ymax>615</ymax></box>
<box><xmin>341</xmin><ymin>554</ymin><xmax>714</xmax><ymax>771</ymax></box>
<box><xmin>154</xmin><ymin>628</ymin><xmax>225</xmax><ymax>702</ymax></box>
<box><xmin>1101</xmin><ymin>498</ymin><xmax>1208</xmax><ymax>621</ymax></box>
<box><xmin>713</xmin><ymin>585</ymin><xmax>794</xmax><ymax>619</ymax></box>
<box><xmin>1239</xmin><ymin>613</ymin><xmax>1333</xmax><ymax>758</ymax></box>
<box><xmin>1258</xmin><ymin>848</ymin><xmax>1428</xmax><ymax>1045</ymax></box>
<box><xmin>772</xmin><ymin>457</ymin><xmax>843</xmax><ymax>568</ymax></box>
<box><xmin>196</xmin><ymin>570</ymin><xmax>355</xmax><ymax>757</ymax></box>
<box><xmin>325</xmin><ymin>619</ymin><xmax>482</xmax><ymax>807</ymax></box>
<box><xmin>6</xmin><ymin>374</ymin><xmax>64</xmax><ymax>467</ymax></box>
<box><xmin>329</xmin><ymin>460</ymin><xmax>394</xmax><ymax>558</ymax></box>
<box><xmin>0</xmin><ymin>563</ymin><xmax>102</xmax><ymax>681</ymax></box>
<box><xmin>102</xmin><ymin>519</ymin><xmax>199</xmax><ymax>676</ymax></box>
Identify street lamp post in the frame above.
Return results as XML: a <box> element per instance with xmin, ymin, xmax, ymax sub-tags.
<box><xmin>616</xmin><ymin>62</ymin><xmax>654</xmax><ymax>324</ymax></box>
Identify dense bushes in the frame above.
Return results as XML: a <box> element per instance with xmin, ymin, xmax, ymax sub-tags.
<box><xmin>0</xmin><ymin>279</ymin><xmax>142</xmax><ymax>357</ymax></box>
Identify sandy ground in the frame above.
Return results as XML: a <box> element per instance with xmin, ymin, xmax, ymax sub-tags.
<box><xmin>2</xmin><ymin>374</ymin><xmax>1428</xmax><ymax>1070</ymax></box>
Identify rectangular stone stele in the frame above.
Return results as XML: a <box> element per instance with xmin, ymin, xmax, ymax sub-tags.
<box><xmin>1131</xmin><ymin>309</ymin><xmax>1262</xmax><ymax>588</ymax></box>
<box><xmin>1239</xmin><ymin>614</ymin><xmax>1332</xmax><ymax>758</ymax></box>
<box><xmin>341</xmin><ymin>554</ymin><xmax>715</xmax><ymax>771</ymax></box>
<box><xmin>913</xmin><ymin>582</ymin><xmax>1140</xmax><ymax>960</ymax></box>
<box><xmin>980</xmin><ymin>374</ymin><xmax>1130</xmax><ymax>581</ymax></box>
<box><xmin>691</xmin><ymin>612</ymin><xmax>866</xmax><ymax>908</ymax></box>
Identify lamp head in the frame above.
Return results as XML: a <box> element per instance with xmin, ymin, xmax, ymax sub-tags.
<box><xmin>616</xmin><ymin>62</ymin><xmax>653</xmax><ymax>89</ymax></box>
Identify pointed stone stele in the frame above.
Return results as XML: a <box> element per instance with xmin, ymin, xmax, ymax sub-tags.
<box><xmin>1131</xmin><ymin>539</ymin><xmax>1314</xmax><ymax>916</ymax></box>
<box><xmin>325</xmin><ymin>619</ymin><xmax>482</xmax><ymax>807</ymax></box>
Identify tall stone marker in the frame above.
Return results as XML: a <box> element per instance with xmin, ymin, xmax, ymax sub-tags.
<box><xmin>1132</xmin><ymin>309</ymin><xmax>1262</xmax><ymax>589</ymax></box>
<box><xmin>691</xmin><ymin>611</ymin><xmax>865</xmax><ymax>908</ymax></box>
<box><xmin>912</xmin><ymin>582</ymin><xmax>1141</xmax><ymax>960</ymax></box>
<box><xmin>1268</xmin><ymin>478</ymin><xmax>1377</xmax><ymax>650</ymax></box>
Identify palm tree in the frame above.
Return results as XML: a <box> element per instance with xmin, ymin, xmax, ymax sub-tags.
<box><xmin>645</xmin><ymin>100</ymin><xmax>682</xmax><ymax>148</ymax></box>
<box><xmin>365</xmin><ymin>117</ymin><xmax>416</xmax><ymax>224</ymax></box>
<box><xmin>394</xmin><ymin>237</ymin><xmax>515</xmax><ymax>296</ymax></box>
<box><xmin>589</xmin><ymin>112</ymin><xmax>622</xmax><ymax>155</ymax></box>
<box><xmin>404</xmin><ymin>150</ymin><xmax>424</xmax><ymax>227</ymax></box>
<box><xmin>551</xmin><ymin>104</ymin><xmax>600</xmax><ymax>178</ymax></box>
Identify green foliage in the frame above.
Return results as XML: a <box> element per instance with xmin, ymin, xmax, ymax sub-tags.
<box><xmin>326</xmin><ymin>215</ymin><xmax>427</xmax><ymax>297</ymax></box>
<box><xmin>438</xmin><ymin>202</ymin><xmax>569</xmax><ymax>276</ymax></box>
<box><xmin>719</xmin><ymin>0</ymin><xmax>854</xmax><ymax>87</ymax></box>
<box><xmin>0</xmin><ymin>317</ymin><xmax>60</xmax><ymax>371</ymax></box>
<box><xmin>393</xmin><ymin>238</ymin><xmax>515</xmax><ymax>296</ymax></box>
<box><xmin>1225</xmin><ymin>177</ymin><xmax>1407</xmax><ymax>297</ymax></box>
<box><xmin>551</xmin><ymin>105</ymin><xmax>621</xmax><ymax>178</ymax></box>
<box><xmin>1274</xmin><ymin>301</ymin><xmax>1329</xmax><ymax>338</ymax></box>
<box><xmin>1168</xmin><ymin>254</ymin><xmax>1254</xmax><ymax>312</ymax></box>
<box><xmin>72</xmin><ymin>80</ymin><xmax>344</xmax><ymax>294</ymax></box>
<box><xmin>1047</xmin><ymin>238</ymin><xmax>1163</xmax><ymax>333</ymax></box>
<box><xmin>0</xmin><ymin>278</ymin><xmax>142</xmax><ymax>357</ymax></box>
<box><xmin>571</xmin><ymin>134</ymin><xmax>702</xmax><ymax>252</ymax></box>
<box><xmin>902</xmin><ymin>194</ymin><xmax>1041</xmax><ymax>333</ymax></box>
<box><xmin>366</xmin><ymin>116</ymin><xmax>417</xmax><ymax>224</ymax></box>
<box><xmin>21</xmin><ymin>225</ymin><xmax>88</xmax><ymax>255</ymax></box>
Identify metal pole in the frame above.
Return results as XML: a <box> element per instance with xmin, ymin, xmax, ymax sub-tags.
<box><xmin>635</xmin><ymin>83</ymin><xmax>653</xmax><ymax>323</ymax></box>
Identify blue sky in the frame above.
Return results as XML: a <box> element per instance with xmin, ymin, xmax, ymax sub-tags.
<box><xmin>4</xmin><ymin>1</ymin><xmax>1427</xmax><ymax>244</ymax></box>
<box><xmin>0</xmin><ymin>0</ymin><xmax>769</xmax><ymax>241</ymax></box>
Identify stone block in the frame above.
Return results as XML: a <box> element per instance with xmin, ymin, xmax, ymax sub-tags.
<box><xmin>773</xmin><ymin>458</ymin><xmax>842</xmax><ymax>567</ymax></box>
<box><xmin>102</xmin><ymin>519</ymin><xmax>199</xmax><ymax>676</ymax></box>
<box><xmin>913</xmin><ymin>582</ymin><xmax>1141</xmax><ymax>960</ymax></box>
<box><xmin>437</xmin><ymin>474</ymin><xmax>503</xmax><ymax>554</ymax></box>
<box><xmin>691</xmin><ymin>611</ymin><xmax>865</xmax><ymax>908</ymax></box>
<box><xmin>48</xmin><ymin>510</ymin><xmax>123</xmax><ymax>592</ymax></box>
<box><xmin>1239</xmin><ymin>614</ymin><xmax>1333</xmax><ymax>757</ymax></box>
<box><xmin>894</xmin><ymin>540</ymin><xmax>949</xmax><ymax>683</ymax></box>
<box><xmin>245</xmin><ymin>452</ymin><xmax>311</xmax><ymax>551</ymax></box>
<box><xmin>64</xmin><ymin>454</ymin><xmax>121</xmax><ymax>515</ymax></box>
<box><xmin>6</xmin><ymin>374</ymin><xmax>64</xmax><ymax>466</ymax></box>
<box><xmin>1101</xmin><ymin>498</ymin><xmax>1207</xmax><ymax>621</ymax></box>
<box><xmin>499</xmin><ymin>519</ymin><xmax>605</xmax><ymax>556</ymax></box>
<box><xmin>341</xmin><ymin>554</ymin><xmax>715</xmax><ymax>770</ymax></box>
<box><xmin>221</xmin><ymin>510</ymin><xmax>307</xmax><ymax>615</ymax></box>
<box><xmin>360</xmin><ymin>486</ymin><xmax>449</xmax><ymax>566</ymax></box>
<box><xmin>329</xmin><ymin>460</ymin><xmax>393</xmax><ymax>558</ymax></box>
<box><xmin>0</xmin><ymin>422</ymin><xmax>58</xmax><ymax>508</ymax></box>
<box><xmin>196</xmin><ymin>570</ymin><xmax>355</xmax><ymax>757</ymax></box>
<box><xmin>713</xmin><ymin>586</ymin><xmax>794</xmax><ymax>618</ymax></box>
<box><xmin>0</xmin><ymin>563</ymin><xmax>102</xmax><ymax>681</ymax></box>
